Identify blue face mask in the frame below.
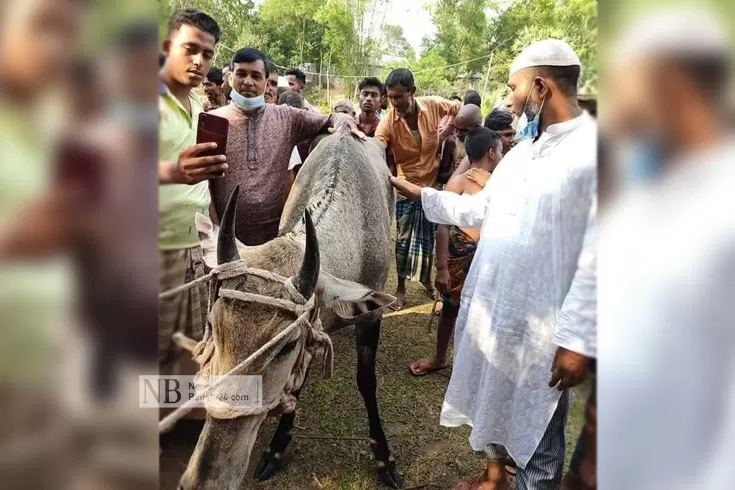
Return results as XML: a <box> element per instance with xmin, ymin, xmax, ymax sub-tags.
<box><xmin>624</xmin><ymin>138</ymin><xmax>665</xmax><ymax>183</ymax></box>
<box><xmin>231</xmin><ymin>89</ymin><xmax>265</xmax><ymax>111</ymax></box>
<box><xmin>516</xmin><ymin>86</ymin><xmax>545</xmax><ymax>140</ymax></box>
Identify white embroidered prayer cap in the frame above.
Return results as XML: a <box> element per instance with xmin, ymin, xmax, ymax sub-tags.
<box><xmin>509</xmin><ymin>39</ymin><xmax>581</xmax><ymax>77</ymax></box>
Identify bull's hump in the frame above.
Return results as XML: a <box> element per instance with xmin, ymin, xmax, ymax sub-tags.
<box><xmin>281</xmin><ymin>133</ymin><xmax>380</xmax><ymax>234</ymax></box>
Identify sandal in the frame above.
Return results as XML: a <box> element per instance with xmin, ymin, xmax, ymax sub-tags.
<box><xmin>409</xmin><ymin>359</ymin><xmax>448</xmax><ymax>376</ymax></box>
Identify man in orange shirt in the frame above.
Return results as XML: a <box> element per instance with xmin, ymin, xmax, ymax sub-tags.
<box><xmin>375</xmin><ymin>68</ymin><xmax>461</xmax><ymax>309</ymax></box>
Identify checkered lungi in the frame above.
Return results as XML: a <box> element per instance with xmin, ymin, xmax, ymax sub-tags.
<box><xmin>395</xmin><ymin>195</ymin><xmax>437</xmax><ymax>284</ymax></box>
<box><xmin>442</xmin><ymin>226</ymin><xmax>478</xmax><ymax>308</ymax></box>
<box><xmin>158</xmin><ymin>246</ymin><xmax>208</xmax><ymax>372</ymax></box>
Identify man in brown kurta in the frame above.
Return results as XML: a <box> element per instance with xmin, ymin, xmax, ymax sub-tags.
<box><xmin>210</xmin><ymin>48</ymin><xmax>361</xmax><ymax>246</ymax></box>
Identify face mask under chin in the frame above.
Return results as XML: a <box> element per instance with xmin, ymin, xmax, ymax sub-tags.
<box><xmin>231</xmin><ymin>88</ymin><xmax>266</xmax><ymax>111</ymax></box>
<box><xmin>516</xmin><ymin>86</ymin><xmax>545</xmax><ymax>140</ymax></box>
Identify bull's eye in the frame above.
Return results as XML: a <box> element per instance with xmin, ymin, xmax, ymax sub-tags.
<box><xmin>275</xmin><ymin>339</ymin><xmax>299</xmax><ymax>358</ymax></box>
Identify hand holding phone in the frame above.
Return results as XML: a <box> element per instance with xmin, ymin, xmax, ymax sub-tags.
<box><xmin>170</xmin><ymin>143</ymin><xmax>228</xmax><ymax>185</ymax></box>
<box><xmin>162</xmin><ymin>113</ymin><xmax>229</xmax><ymax>185</ymax></box>
<box><xmin>196</xmin><ymin>112</ymin><xmax>228</xmax><ymax>157</ymax></box>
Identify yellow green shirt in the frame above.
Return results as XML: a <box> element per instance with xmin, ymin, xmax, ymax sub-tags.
<box><xmin>159</xmin><ymin>86</ymin><xmax>210</xmax><ymax>250</ymax></box>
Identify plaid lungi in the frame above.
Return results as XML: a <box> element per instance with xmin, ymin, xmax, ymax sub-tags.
<box><xmin>158</xmin><ymin>246</ymin><xmax>208</xmax><ymax>370</ymax></box>
<box><xmin>395</xmin><ymin>195</ymin><xmax>437</xmax><ymax>284</ymax></box>
<box><xmin>442</xmin><ymin>226</ymin><xmax>478</xmax><ymax>308</ymax></box>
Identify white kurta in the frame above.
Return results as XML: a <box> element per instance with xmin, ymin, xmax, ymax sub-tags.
<box><xmin>422</xmin><ymin>113</ymin><xmax>597</xmax><ymax>468</ymax></box>
<box><xmin>599</xmin><ymin>143</ymin><xmax>735</xmax><ymax>490</ymax></box>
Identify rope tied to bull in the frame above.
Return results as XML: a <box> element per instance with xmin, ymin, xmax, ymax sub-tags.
<box><xmin>158</xmin><ymin>260</ymin><xmax>333</xmax><ymax>433</ymax></box>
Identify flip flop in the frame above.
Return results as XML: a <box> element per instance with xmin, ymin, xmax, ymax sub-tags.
<box><xmin>409</xmin><ymin>359</ymin><xmax>448</xmax><ymax>376</ymax></box>
<box><xmin>388</xmin><ymin>297</ymin><xmax>405</xmax><ymax>311</ymax></box>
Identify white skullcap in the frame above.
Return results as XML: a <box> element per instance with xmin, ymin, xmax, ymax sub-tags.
<box><xmin>509</xmin><ymin>39</ymin><xmax>581</xmax><ymax>76</ymax></box>
<box><xmin>613</xmin><ymin>7</ymin><xmax>729</xmax><ymax>65</ymax></box>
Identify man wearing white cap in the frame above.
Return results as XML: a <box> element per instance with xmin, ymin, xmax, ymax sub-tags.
<box><xmin>390</xmin><ymin>39</ymin><xmax>596</xmax><ymax>489</ymax></box>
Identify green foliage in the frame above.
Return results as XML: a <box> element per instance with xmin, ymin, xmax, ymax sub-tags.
<box><xmin>485</xmin><ymin>0</ymin><xmax>598</xmax><ymax>95</ymax></box>
<box><xmin>431</xmin><ymin>0</ymin><xmax>491</xmax><ymax>80</ymax></box>
<box><xmin>158</xmin><ymin>0</ymin><xmax>259</xmax><ymax>67</ymax></box>
<box><xmin>159</xmin><ymin>0</ymin><xmax>597</xmax><ymax>102</ymax></box>
<box><xmin>410</xmin><ymin>0</ymin><xmax>597</xmax><ymax>96</ymax></box>
<box><xmin>383</xmin><ymin>24</ymin><xmax>415</xmax><ymax>61</ymax></box>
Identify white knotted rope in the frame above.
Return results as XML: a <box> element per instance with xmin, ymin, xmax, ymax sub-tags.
<box><xmin>158</xmin><ymin>261</ymin><xmax>333</xmax><ymax>433</ymax></box>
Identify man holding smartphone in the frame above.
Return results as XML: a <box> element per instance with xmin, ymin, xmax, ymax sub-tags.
<box><xmin>158</xmin><ymin>9</ymin><xmax>224</xmax><ymax>378</ymax></box>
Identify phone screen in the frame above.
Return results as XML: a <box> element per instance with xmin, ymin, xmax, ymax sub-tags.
<box><xmin>196</xmin><ymin>112</ymin><xmax>228</xmax><ymax>158</ymax></box>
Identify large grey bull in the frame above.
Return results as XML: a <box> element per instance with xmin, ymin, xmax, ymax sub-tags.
<box><xmin>176</xmin><ymin>128</ymin><xmax>403</xmax><ymax>489</ymax></box>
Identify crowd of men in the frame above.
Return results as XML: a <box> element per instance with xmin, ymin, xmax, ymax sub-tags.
<box><xmin>159</xmin><ymin>7</ymin><xmax>597</xmax><ymax>490</ymax></box>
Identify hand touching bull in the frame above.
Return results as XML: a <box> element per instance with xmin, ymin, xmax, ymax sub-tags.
<box><xmin>328</xmin><ymin>113</ymin><xmax>367</xmax><ymax>140</ymax></box>
<box><xmin>388</xmin><ymin>176</ymin><xmax>422</xmax><ymax>200</ymax></box>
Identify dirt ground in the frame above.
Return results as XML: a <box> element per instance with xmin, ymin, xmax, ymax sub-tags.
<box><xmin>160</xmin><ymin>244</ymin><xmax>590</xmax><ymax>490</ymax></box>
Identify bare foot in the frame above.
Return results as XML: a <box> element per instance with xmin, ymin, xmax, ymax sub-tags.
<box><xmin>452</xmin><ymin>474</ymin><xmax>482</xmax><ymax>490</ymax></box>
<box><xmin>409</xmin><ymin>358</ymin><xmax>448</xmax><ymax>376</ymax></box>
<box><xmin>476</xmin><ymin>481</ymin><xmax>507</xmax><ymax>490</ymax></box>
<box><xmin>452</xmin><ymin>474</ymin><xmax>507</xmax><ymax>490</ymax></box>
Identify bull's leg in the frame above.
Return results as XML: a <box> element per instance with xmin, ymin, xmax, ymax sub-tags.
<box><xmin>253</xmin><ymin>387</ymin><xmax>303</xmax><ymax>481</ymax></box>
<box><xmin>356</xmin><ymin>319</ymin><xmax>403</xmax><ymax>488</ymax></box>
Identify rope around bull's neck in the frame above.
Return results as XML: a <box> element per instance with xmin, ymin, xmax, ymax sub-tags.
<box><xmin>158</xmin><ymin>261</ymin><xmax>333</xmax><ymax>433</ymax></box>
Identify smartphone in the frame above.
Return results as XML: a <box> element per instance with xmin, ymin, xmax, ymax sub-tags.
<box><xmin>196</xmin><ymin>112</ymin><xmax>229</xmax><ymax>158</ymax></box>
<box><xmin>55</xmin><ymin>138</ymin><xmax>105</xmax><ymax>204</ymax></box>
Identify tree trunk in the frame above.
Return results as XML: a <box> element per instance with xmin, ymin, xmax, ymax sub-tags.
<box><xmin>326</xmin><ymin>52</ymin><xmax>332</xmax><ymax>109</ymax></box>
<box><xmin>300</xmin><ymin>18</ymin><xmax>305</xmax><ymax>65</ymax></box>
<box><xmin>319</xmin><ymin>46</ymin><xmax>323</xmax><ymax>89</ymax></box>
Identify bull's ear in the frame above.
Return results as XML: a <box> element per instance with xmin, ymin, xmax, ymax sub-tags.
<box><xmin>195</xmin><ymin>213</ymin><xmax>247</xmax><ymax>269</ymax></box>
<box><xmin>319</xmin><ymin>272</ymin><xmax>396</xmax><ymax>322</ymax></box>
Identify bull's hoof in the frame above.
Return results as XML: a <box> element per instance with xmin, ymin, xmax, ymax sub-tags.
<box><xmin>254</xmin><ymin>450</ymin><xmax>283</xmax><ymax>481</ymax></box>
<box><xmin>377</xmin><ymin>460</ymin><xmax>403</xmax><ymax>488</ymax></box>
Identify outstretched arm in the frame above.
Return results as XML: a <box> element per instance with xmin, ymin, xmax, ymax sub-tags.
<box><xmin>422</xmin><ymin>187</ymin><xmax>489</xmax><ymax>228</ymax></box>
<box><xmin>389</xmin><ymin>176</ymin><xmax>489</xmax><ymax>229</ymax></box>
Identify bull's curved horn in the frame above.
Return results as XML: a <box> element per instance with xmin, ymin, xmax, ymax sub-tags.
<box><xmin>292</xmin><ymin>210</ymin><xmax>320</xmax><ymax>299</ymax></box>
<box><xmin>217</xmin><ymin>185</ymin><xmax>240</xmax><ymax>265</ymax></box>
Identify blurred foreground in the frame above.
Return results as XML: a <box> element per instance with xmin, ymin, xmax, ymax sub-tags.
<box><xmin>2</xmin><ymin>0</ymin><xmax>735</xmax><ymax>489</ymax></box>
<box><xmin>0</xmin><ymin>1</ymin><xmax>157</xmax><ymax>488</ymax></box>
<box><xmin>599</xmin><ymin>2</ymin><xmax>735</xmax><ymax>489</ymax></box>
